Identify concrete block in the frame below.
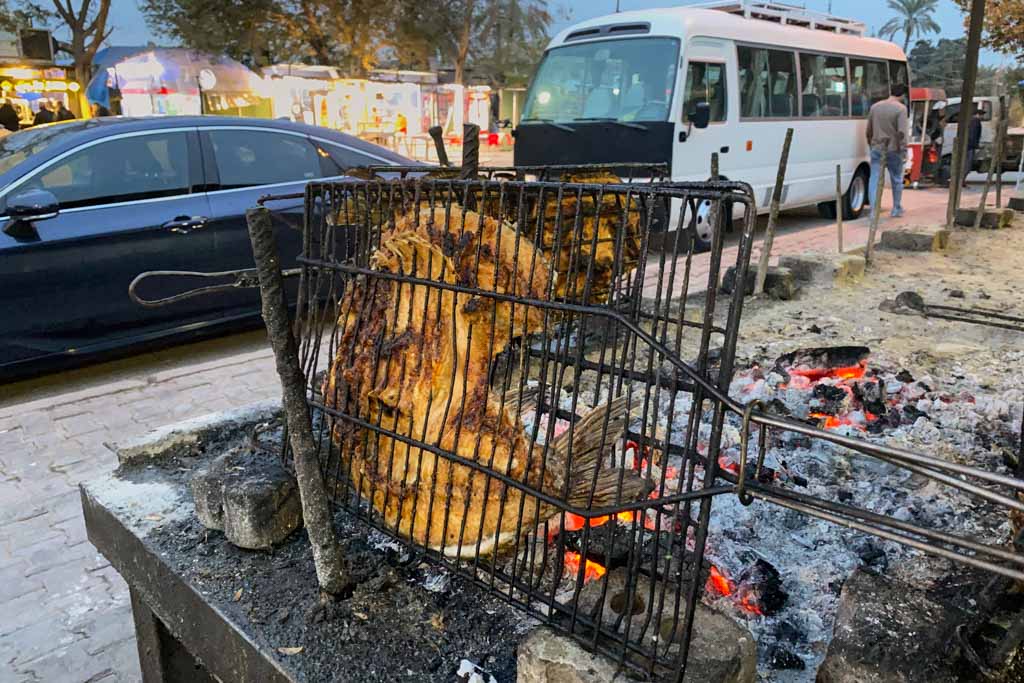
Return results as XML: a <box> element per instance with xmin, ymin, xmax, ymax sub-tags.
<box><xmin>954</xmin><ymin>206</ymin><xmax>1015</xmax><ymax>229</ymax></box>
<box><xmin>778</xmin><ymin>252</ymin><xmax>865</xmax><ymax>287</ymax></box>
<box><xmin>518</xmin><ymin>569</ymin><xmax>756</xmax><ymax>683</ymax></box>
<box><xmin>721</xmin><ymin>265</ymin><xmax>798</xmax><ymax>300</ymax></box>
<box><xmin>878</xmin><ymin>226</ymin><xmax>949</xmax><ymax>252</ymax></box>
<box><xmin>190</xmin><ymin>450</ymin><xmax>301</xmax><ymax>550</ymax></box>
<box><xmin>1008</xmin><ymin>196</ymin><xmax>1024</xmax><ymax>212</ymax></box>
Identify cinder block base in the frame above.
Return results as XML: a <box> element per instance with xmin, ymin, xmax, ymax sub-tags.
<box><xmin>778</xmin><ymin>252</ymin><xmax>865</xmax><ymax>287</ymax></box>
<box><xmin>1006</xmin><ymin>196</ymin><xmax>1024</xmax><ymax>212</ymax></box>
<box><xmin>878</xmin><ymin>226</ymin><xmax>949</xmax><ymax>252</ymax></box>
<box><xmin>954</xmin><ymin>207</ymin><xmax>1015</xmax><ymax>229</ymax></box>
<box><xmin>721</xmin><ymin>265</ymin><xmax>797</xmax><ymax>300</ymax></box>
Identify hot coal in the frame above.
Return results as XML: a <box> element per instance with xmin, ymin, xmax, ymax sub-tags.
<box><xmin>852</xmin><ymin>380</ymin><xmax>887</xmax><ymax>416</ymax></box>
<box><xmin>773</xmin><ymin>345</ymin><xmax>870</xmax><ymax>380</ymax></box>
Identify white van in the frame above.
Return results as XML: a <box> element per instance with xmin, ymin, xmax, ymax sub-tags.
<box><xmin>513</xmin><ymin>0</ymin><xmax>909</xmax><ymax>247</ymax></box>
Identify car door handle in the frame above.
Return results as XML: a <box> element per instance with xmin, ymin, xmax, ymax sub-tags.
<box><xmin>163</xmin><ymin>215</ymin><xmax>208</xmax><ymax>233</ymax></box>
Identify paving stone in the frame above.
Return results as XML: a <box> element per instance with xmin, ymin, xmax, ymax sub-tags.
<box><xmin>0</xmin><ymin>561</ymin><xmax>43</xmax><ymax>602</ymax></box>
<box><xmin>0</xmin><ymin>617</ymin><xmax>86</xmax><ymax>667</ymax></box>
<box><xmin>721</xmin><ymin>265</ymin><xmax>798</xmax><ymax>300</ymax></box>
<box><xmin>0</xmin><ymin>588</ymin><xmax>49</xmax><ymax>637</ymax></box>
<box><xmin>12</xmin><ymin>641</ymin><xmax>112</xmax><ymax>683</ymax></box>
<box><xmin>878</xmin><ymin>225</ymin><xmax>949</xmax><ymax>252</ymax></box>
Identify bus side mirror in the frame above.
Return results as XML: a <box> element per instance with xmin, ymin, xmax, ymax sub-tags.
<box><xmin>689</xmin><ymin>102</ymin><xmax>711</xmax><ymax>129</ymax></box>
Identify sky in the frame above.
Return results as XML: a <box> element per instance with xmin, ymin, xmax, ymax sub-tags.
<box><xmin>98</xmin><ymin>0</ymin><xmax>1007</xmax><ymax>66</ymax></box>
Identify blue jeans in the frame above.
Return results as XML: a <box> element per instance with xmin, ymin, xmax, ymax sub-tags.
<box><xmin>869</xmin><ymin>148</ymin><xmax>904</xmax><ymax>216</ymax></box>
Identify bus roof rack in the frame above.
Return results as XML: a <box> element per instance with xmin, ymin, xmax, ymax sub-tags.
<box><xmin>692</xmin><ymin>0</ymin><xmax>866</xmax><ymax>36</ymax></box>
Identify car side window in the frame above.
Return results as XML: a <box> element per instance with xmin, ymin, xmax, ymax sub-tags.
<box><xmin>208</xmin><ymin>130</ymin><xmax>322</xmax><ymax>189</ymax></box>
<box><xmin>322</xmin><ymin>144</ymin><xmax>383</xmax><ymax>174</ymax></box>
<box><xmin>18</xmin><ymin>131</ymin><xmax>191</xmax><ymax>209</ymax></box>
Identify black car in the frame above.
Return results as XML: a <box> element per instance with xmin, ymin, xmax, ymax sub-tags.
<box><xmin>0</xmin><ymin>116</ymin><xmax>413</xmax><ymax>380</ymax></box>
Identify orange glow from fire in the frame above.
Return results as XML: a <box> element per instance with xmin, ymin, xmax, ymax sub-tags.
<box><xmin>563</xmin><ymin>551</ymin><xmax>606</xmax><ymax>583</ymax></box>
<box><xmin>708</xmin><ymin>565</ymin><xmax>734</xmax><ymax>596</ymax></box>
<box><xmin>788</xmin><ymin>363</ymin><xmax>866</xmax><ymax>382</ymax></box>
<box><xmin>563</xmin><ymin>511</ymin><xmax>636</xmax><ymax>531</ymax></box>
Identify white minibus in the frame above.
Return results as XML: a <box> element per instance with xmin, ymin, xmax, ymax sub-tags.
<box><xmin>513</xmin><ymin>0</ymin><xmax>909</xmax><ymax>248</ymax></box>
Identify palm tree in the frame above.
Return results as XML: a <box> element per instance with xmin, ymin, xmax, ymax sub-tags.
<box><xmin>879</xmin><ymin>0</ymin><xmax>941</xmax><ymax>52</ymax></box>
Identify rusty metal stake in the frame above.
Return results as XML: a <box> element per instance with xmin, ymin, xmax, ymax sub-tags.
<box><xmin>974</xmin><ymin>106</ymin><xmax>1006</xmax><ymax>229</ymax></box>
<box><xmin>755</xmin><ymin>128</ymin><xmax>793</xmax><ymax>295</ymax></box>
<box><xmin>246</xmin><ymin>206</ymin><xmax>351</xmax><ymax>595</ymax></box>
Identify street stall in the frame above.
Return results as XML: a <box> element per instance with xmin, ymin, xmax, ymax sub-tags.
<box><xmin>87</xmin><ymin>47</ymin><xmax>271</xmax><ymax>118</ymax></box>
<box><xmin>0</xmin><ymin>65</ymin><xmax>81</xmax><ymax>126</ymax></box>
<box><xmin>261</xmin><ymin>64</ymin><xmax>342</xmax><ymax>127</ymax></box>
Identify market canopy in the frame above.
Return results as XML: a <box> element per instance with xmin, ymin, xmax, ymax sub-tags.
<box><xmin>87</xmin><ymin>47</ymin><xmax>267</xmax><ymax>112</ymax></box>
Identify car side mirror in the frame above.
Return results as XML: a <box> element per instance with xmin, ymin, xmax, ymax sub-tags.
<box><xmin>688</xmin><ymin>102</ymin><xmax>711</xmax><ymax>129</ymax></box>
<box><xmin>4</xmin><ymin>189</ymin><xmax>59</xmax><ymax>239</ymax></box>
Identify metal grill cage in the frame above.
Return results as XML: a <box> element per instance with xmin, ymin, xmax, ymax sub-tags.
<box><xmin>290</xmin><ymin>173</ymin><xmax>757</xmax><ymax>679</ymax></box>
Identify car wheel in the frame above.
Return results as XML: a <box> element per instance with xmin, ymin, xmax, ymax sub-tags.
<box><xmin>841</xmin><ymin>168</ymin><xmax>868</xmax><ymax>220</ymax></box>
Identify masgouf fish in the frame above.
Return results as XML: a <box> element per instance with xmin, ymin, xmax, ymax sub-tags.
<box><xmin>322</xmin><ymin>202</ymin><xmax>649</xmax><ymax>557</ymax></box>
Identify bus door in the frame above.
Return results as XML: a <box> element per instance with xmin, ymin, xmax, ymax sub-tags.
<box><xmin>675</xmin><ymin>39</ymin><xmax>731</xmax><ymax>183</ymax></box>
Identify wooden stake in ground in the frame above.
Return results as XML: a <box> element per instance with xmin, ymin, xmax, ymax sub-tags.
<box><xmin>246</xmin><ymin>207</ymin><xmax>351</xmax><ymax>595</ymax></box>
<box><xmin>865</xmin><ymin>157</ymin><xmax>886</xmax><ymax>265</ymax></box>
<box><xmin>974</xmin><ymin>110</ymin><xmax>1006</xmax><ymax>229</ymax></box>
<box><xmin>754</xmin><ymin>128</ymin><xmax>793</xmax><ymax>295</ymax></box>
<box><xmin>835</xmin><ymin>164</ymin><xmax>844</xmax><ymax>253</ymax></box>
<box><xmin>996</xmin><ymin>95</ymin><xmax>1007</xmax><ymax>208</ymax></box>
<box><xmin>945</xmin><ymin>0</ymin><xmax>986</xmax><ymax>228</ymax></box>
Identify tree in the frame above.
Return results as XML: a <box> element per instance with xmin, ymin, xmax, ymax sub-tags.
<box><xmin>878</xmin><ymin>0</ymin><xmax>941</xmax><ymax>52</ymax></box>
<box><xmin>46</xmin><ymin>0</ymin><xmax>112</xmax><ymax>90</ymax></box>
<box><xmin>953</xmin><ymin>0</ymin><xmax>1024</xmax><ymax>58</ymax></box>
<box><xmin>0</xmin><ymin>0</ymin><xmax>51</xmax><ymax>32</ymax></box>
<box><xmin>908</xmin><ymin>38</ymin><xmax>967</xmax><ymax>96</ymax></box>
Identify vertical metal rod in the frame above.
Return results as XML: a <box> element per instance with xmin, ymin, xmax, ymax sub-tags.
<box><xmin>710</xmin><ymin>151</ymin><xmax>719</xmax><ymax>180</ymax></box>
<box><xmin>835</xmin><ymin>164</ymin><xmax>844</xmax><ymax>252</ymax></box>
<box><xmin>866</xmin><ymin>156</ymin><xmax>886</xmax><ymax>265</ymax></box>
<box><xmin>461</xmin><ymin>123</ymin><xmax>481</xmax><ymax>178</ymax></box>
<box><xmin>974</xmin><ymin>109</ymin><xmax>1005</xmax><ymax>229</ymax></box>
<box><xmin>754</xmin><ymin>128</ymin><xmax>793</xmax><ymax>295</ymax></box>
<box><xmin>246</xmin><ymin>206</ymin><xmax>350</xmax><ymax>595</ymax></box>
<box><xmin>428</xmin><ymin>125</ymin><xmax>450</xmax><ymax>167</ymax></box>
<box><xmin>946</xmin><ymin>0</ymin><xmax>987</xmax><ymax>226</ymax></box>
<box><xmin>996</xmin><ymin>95</ymin><xmax>1006</xmax><ymax>208</ymax></box>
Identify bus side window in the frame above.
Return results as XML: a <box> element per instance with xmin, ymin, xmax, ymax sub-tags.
<box><xmin>738</xmin><ymin>45</ymin><xmax>796</xmax><ymax>118</ymax></box>
<box><xmin>799</xmin><ymin>52</ymin><xmax>848</xmax><ymax>117</ymax></box>
<box><xmin>682</xmin><ymin>62</ymin><xmax>727</xmax><ymax>123</ymax></box>
<box><xmin>848</xmin><ymin>59</ymin><xmax>887</xmax><ymax>116</ymax></box>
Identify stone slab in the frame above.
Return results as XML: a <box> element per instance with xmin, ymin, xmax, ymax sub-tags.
<box><xmin>954</xmin><ymin>207</ymin><xmax>1015</xmax><ymax>229</ymax></box>
<box><xmin>721</xmin><ymin>265</ymin><xmax>798</xmax><ymax>301</ymax></box>
<box><xmin>778</xmin><ymin>252</ymin><xmax>865</xmax><ymax>287</ymax></box>
<box><xmin>878</xmin><ymin>225</ymin><xmax>949</xmax><ymax>252</ymax></box>
<box><xmin>517</xmin><ymin>568</ymin><xmax>757</xmax><ymax>683</ymax></box>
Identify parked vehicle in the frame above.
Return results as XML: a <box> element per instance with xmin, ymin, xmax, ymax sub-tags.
<box><xmin>514</xmin><ymin>0</ymin><xmax>909</xmax><ymax>248</ymax></box>
<box><xmin>939</xmin><ymin>96</ymin><xmax>1024</xmax><ymax>178</ymax></box>
<box><xmin>905</xmin><ymin>87</ymin><xmax>946</xmax><ymax>188</ymax></box>
<box><xmin>0</xmin><ymin>116</ymin><xmax>413</xmax><ymax>379</ymax></box>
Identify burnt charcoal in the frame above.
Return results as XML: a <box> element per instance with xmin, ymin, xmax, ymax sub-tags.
<box><xmin>837</xmin><ymin>489</ymin><xmax>854</xmax><ymax>502</ymax></box>
<box><xmin>767</xmin><ymin>645</ymin><xmax>806</xmax><ymax>670</ymax></box>
<box><xmin>948</xmin><ymin>289</ymin><xmax>965</xmax><ymax>299</ymax></box>
<box><xmin>737</xmin><ymin>558</ymin><xmax>788</xmax><ymax>616</ymax></box>
<box><xmin>813</xmin><ymin>383</ymin><xmax>848</xmax><ymax>403</ymax></box>
<box><xmin>561</xmin><ymin>521</ymin><xmax>642</xmax><ymax>569</ymax></box>
<box><xmin>852</xmin><ymin>380</ymin><xmax>887</xmax><ymax>416</ymax></box>
<box><xmin>902</xmin><ymin>404</ymin><xmax>929</xmax><ymax>422</ymax></box>
<box><xmin>896</xmin><ymin>369</ymin><xmax>915</xmax><ymax>383</ymax></box>
<box><xmin>856</xmin><ymin>542</ymin><xmax>888</xmax><ymax>571</ymax></box>
<box><xmin>773</xmin><ymin>619</ymin><xmax>805</xmax><ymax>642</ymax></box>
<box><xmin>791</xmin><ymin>474</ymin><xmax>808</xmax><ymax>488</ymax></box>
<box><xmin>767</xmin><ymin>398</ymin><xmax>791</xmax><ymax>416</ymax></box>
<box><xmin>808</xmin><ymin>324</ymin><xmax>822</xmax><ymax>334</ymax></box>
<box><xmin>774</xmin><ymin>345</ymin><xmax>870</xmax><ymax>376</ymax></box>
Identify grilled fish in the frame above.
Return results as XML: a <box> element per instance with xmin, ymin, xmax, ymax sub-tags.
<box><xmin>322</xmin><ymin>205</ymin><xmax>648</xmax><ymax>557</ymax></box>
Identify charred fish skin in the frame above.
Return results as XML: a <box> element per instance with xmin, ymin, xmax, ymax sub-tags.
<box><xmin>322</xmin><ymin>202</ymin><xmax>649</xmax><ymax>556</ymax></box>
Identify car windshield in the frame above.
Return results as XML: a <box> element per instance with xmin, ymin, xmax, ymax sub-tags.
<box><xmin>0</xmin><ymin>123</ymin><xmax>87</xmax><ymax>176</ymax></box>
<box><xmin>521</xmin><ymin>37</ymin><xmax>680</xmax><ymax>124</ymax></box>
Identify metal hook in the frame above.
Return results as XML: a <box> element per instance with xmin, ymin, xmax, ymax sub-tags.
<box><xmin>128</xmin><ymin>267</ymin><xmax>301</xmax><ymax>308</ymax></box>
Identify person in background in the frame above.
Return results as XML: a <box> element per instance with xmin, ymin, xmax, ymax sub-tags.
<box><xmin>32</xmin><ymin>99</ymin><xmax>55</xmax><ymax>126</ymax></box>
<box><xmin>964</xmin><ymin>108</ymin><xmax>983</xmax><ymax>187</ymax></box>
<box><xmin>91</xmin><ymin>102</ymin><xmax>111</xmax><ymax>117</ymax></box>
<box><xmin>866</xmin><ymin>82</ymin><xmax>909</xmax><ymax>218</ymax></box>
<box><xmin>0</xmin><ymin>99</ymin><xmax>20</xmax><ymax>132</ymax></box>
<box><xmin>55</xmin><ymin>99</ymin><xmax>75</xmax><ymax>121</ymax></box>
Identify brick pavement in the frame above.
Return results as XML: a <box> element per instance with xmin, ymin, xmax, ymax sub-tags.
<box><xmin>0</xmin><ymin>185</ymin><xmax>977</xmax><ymax>681</ymax></box>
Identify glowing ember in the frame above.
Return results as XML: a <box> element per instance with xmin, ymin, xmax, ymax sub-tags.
<box><xmin>788</xmin><ymin>363</ymin><xmax>866</xmax><ymax>382</ymax></box>
<box><xmin>563</xmin><ymin>511</ymin><xmax>635</xmax><ymax>531</ymax></box>
<box><xmin>563</xmin><ymin>551</ymin><xmax>606</xmax><ymax>583</ymax></box>
<box><xmin>708</xmin><ymin>565</ymin><xmax>734</xmax><ymax>596</ymax></box>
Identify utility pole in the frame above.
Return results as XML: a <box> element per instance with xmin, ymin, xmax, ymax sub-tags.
<box><xmin>946</xmin><ymin>0</ymin><xmax>986</xmax><ymax>228</ymax></box>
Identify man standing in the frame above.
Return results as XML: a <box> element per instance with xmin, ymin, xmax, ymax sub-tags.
<box><xmin>964</xmin><ymin>108</ymin><xmax>983</xmax><ymax>187</ymax></box>
<box><xmin>32</xmin><ymin>99</ymin><xmax>55</xmax><ymax>126</ymax></box>
<box><xmin>55</xmin><ymin>99</ymin><xmax>75</xmax><ymax>121</ymax></box>
<box><xmin>866</xmin><ymin>83</ymin><xmax>909</xmax><ymax>218</ymax></box>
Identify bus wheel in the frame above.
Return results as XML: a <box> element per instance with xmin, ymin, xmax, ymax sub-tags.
<box><xmin>817</xmin><ymin>200</ymin><xmax>838</xmax><ymax>219</ymax></box>
<box><xmin>841</xmin><ymin>168</ymin><xmax>868</xmax><ymax>219</ymax></box>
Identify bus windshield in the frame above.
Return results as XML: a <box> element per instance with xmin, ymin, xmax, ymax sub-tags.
<box><xmin>522</xmin><ymin>37</ymin><xmax>680</xmax><ymax>124</ymax></box>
